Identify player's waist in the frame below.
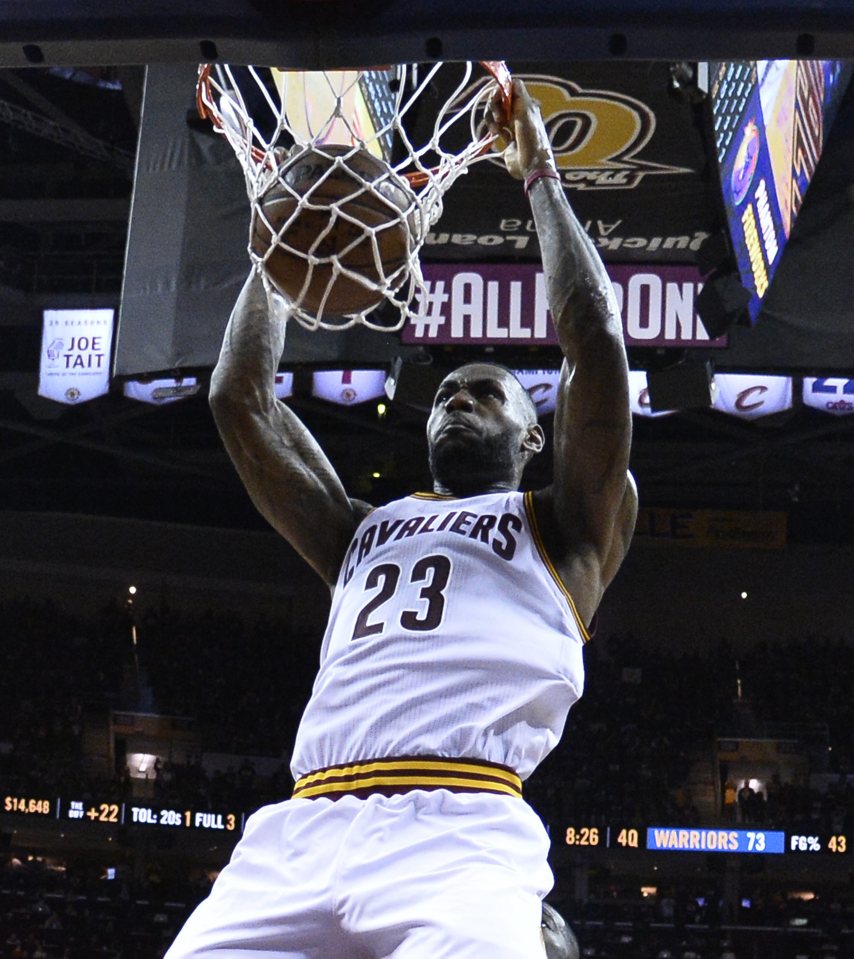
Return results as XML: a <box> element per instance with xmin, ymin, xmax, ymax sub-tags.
<box><xmin>292</xmin><ymin>756</ymin><xmax>522</xmax><ymax>801</ymax></box>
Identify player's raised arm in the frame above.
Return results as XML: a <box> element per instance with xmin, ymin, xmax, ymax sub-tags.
<box><xmin>491</xmin><ymin>79</ymin><xmax>637</xmax><ymax>624</ymax></box>
<box><xmin>209</xmin><ymin>270</ymin><xmax>369</xmax><ymax>586</ymax></box>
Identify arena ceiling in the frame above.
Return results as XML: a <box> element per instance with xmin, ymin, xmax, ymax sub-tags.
<box><xmin>0</xmin><ymin>8</ymin><xmax>853</xmax><ymax>545</ymax></box>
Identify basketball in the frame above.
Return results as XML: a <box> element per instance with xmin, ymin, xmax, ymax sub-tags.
<box><xmin>250</xmin><ymin>145</ymin><xmax>418</xmax><ymax>317</ymax></box>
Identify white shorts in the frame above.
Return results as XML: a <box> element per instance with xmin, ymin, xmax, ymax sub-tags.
<box><xmin>165</xmin><ymin>789</ymin><xmax>553</xmax><ymax>958</ymax></box>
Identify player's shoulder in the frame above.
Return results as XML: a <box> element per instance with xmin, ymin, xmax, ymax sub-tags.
<box><xmin>346</xmin><ymin>493</ymin><xmax>429</xmax><ymax>527</ymax></box>
<box><xmin>347</xmin><ymin>492</ymin><xmax>425</xmax><ymax>520</ymax></box>
<box><xmin>349</xmin><ymin>497</ymin><xmax>376</xmax><ymax>525</ymax></box>
<box><xmin>528</xmin><ymin>475</ymin><xmax>636</xmax><ymax>617</ymax></box>
<box><xmin>530</xmin><ymin>473</ymin><xmax>636</xmax><ymax>556</ymax></box>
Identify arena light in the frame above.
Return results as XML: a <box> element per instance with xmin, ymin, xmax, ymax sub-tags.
<box><xmin>126</xmin><ymin>752</ymin><xmax>161</xmax><ymax>780</ymax></box>
<box><xmin>38</xmin><ymin>308</ymin><xmax>114</xmax><ymax>404</ymax></box>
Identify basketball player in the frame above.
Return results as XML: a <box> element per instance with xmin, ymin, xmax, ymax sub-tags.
<box><xmin>165</xmin><ymin>79</ymin><xmax>636</xmax><ymax>958</ymax></box>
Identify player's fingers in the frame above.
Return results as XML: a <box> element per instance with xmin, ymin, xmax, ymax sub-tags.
<box><xmin>502</xmin><ymin>142</ymin><xmax>525</xmax><ymax>178</ymax></box>
<box><xmin>508</xmin><ymin>77</ymin><xmax>524</xmax><ymax>98</ymax></box>
<box><xmin>486</xmin><ymin>104</ymin><xmax>514</xmax><ymax>145</ymax></box>
<box><xmin>510</xmin><ymin>79</ymin><xmax>547</xmax><ymax>130</ymax></box>
<box><xmin>510</xmin><ymin>77</ymin><xmax>533</xmax><ymax>115</ymax></box>
<box><xmin>487</xmin><ymin>92</ymin><xmax>510</xmax><ymax>127</ymax></box>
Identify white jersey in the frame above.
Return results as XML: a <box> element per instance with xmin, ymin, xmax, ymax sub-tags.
<box><xmin>290</xmin><ymin>490</ymin><xmax>590</xmax><ymax>781</ymax></box>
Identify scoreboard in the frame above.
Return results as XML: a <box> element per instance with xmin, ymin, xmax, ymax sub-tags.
<box><xmin>4</xmin><ymin>793</ymin><xmax>850</xmax><ymax>857</ymax></box>
<box><xmin>2</xmin><ymin>793</ymin><xmax>242</xmax><ymax>833</ymax></box>
<box><xmin>564</xmin><ymin>824</ymin><xmax>850</xmax><ymax>856</ymax></box>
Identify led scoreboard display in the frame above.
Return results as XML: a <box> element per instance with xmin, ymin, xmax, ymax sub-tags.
<box><xmin>710</xmin><ymin>58</ymin><xmax>853</xmax><ymax>323</ymax></box>
<box><xmin>126</xmin><ymin>805</ymin><xmax>238</xmax><ymax>832</ymax></box>
<box><xmin>3</xmin><ymin>794</ymin><xmax>53</xmax><ymax>817</ymax></box>
<box><xmin>647</xmin><ymin>827</ymin><xmax>785</xmax><ymax>854</ymax></box>
<box><xmin>3</xmin><ymin>795</ymin><xmax>850</xmax><ymax>855</ymax></box>
<box><xmin>1</xmin><ymin>793</ymin><xmax>243</xmax><ymax>833</ymax></box>
<box><xmin>564</xmin><ymin>824</ymin><xmax>851</xmax><ymax>856</ymax></box>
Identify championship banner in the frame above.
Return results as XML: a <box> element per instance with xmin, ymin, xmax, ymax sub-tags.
<box><xmin>512</xmin><ymin>369</ymin><xmax>561</xmax><ymax>416</ymax></box>
<box><xmin>713</xmin><ymin>373</ymin><xmax>792</xmax><ymax>419</ymax></box>
<box><xmin>122</xmin><ymin>377</ymin><xmax>199</xmax><ymax>405</ymax></box>
<box><xmin>274</xmin><ymin>372</ymin><xmax>294</xmax><ymax>400</ymax></box>
<box><xmin>312</xmin><ymin>370</ymin><xmax>386</xmax><ymax>406</ymax></box>
<box><xmin>38</xmin><ymin>308</ymin><xmax>114</xmax><ymax>405</ymax></box>
<box><xmin>404</xmin><ymin>263</ymin><xmax>726</xmax><ymax>348</ymax></box>
<box><xmin>802</xmin><ymin>377</ymin><xmax>854</xmax><ymax>415</ymax></box>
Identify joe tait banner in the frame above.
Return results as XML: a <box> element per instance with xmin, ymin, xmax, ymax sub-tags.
<box><xmin>39</xmin><ymin>309</ymin><xmax>114</xmax><ymax>405</ymax></box>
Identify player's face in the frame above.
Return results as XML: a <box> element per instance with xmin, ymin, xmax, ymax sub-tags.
<box><xmin>426</xmin><ymin>364</ymin><xmax>540</xmax><ymax>493</ymax></box>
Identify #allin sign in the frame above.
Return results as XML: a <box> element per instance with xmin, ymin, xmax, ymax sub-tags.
<box><xmin>39</xmin><ymin>309</ymin><xmax>114</xmax><ymax>405</ymax></box>
<box><xmin>405</xmin><ymin>263</ymin><xmax>726</xmax><ymax>348</ymax></box>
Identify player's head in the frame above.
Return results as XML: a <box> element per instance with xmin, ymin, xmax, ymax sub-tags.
<box><xmin>541</xmin><ymin>902</ymin><xmax>580</xmax><ymax>959</ymax></box>
<box><xmin>426</xmin><ymin>362</ymin><xmax>544</xmax><ymax>495</ymax></box>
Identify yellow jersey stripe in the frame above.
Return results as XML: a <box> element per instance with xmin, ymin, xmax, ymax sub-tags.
<box><xmin>294</xmin><ymin>774</ymin><xmax>521</xmax><ymax>800</ymax></box>
<box><xmin>293</xmin><ymin>757</ymin><xmax>522</xmax><ymax>800</ymax></box>
<box><xmin>523</xmin><ymin>491</ymin><xmax>592</xmax><ymax>644</ymax></box>
<box><xmin>295</xmin><ymin>758</ymin><xmax>520</xmax><ymax>788</ymax></box>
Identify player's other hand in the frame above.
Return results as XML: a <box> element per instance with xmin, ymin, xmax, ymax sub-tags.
<box><xmin>488</xmin><ymin>78</ymin><xmax>556</xmax><ymax>181</ymax></box>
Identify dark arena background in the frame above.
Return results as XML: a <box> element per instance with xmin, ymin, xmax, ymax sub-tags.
<box><xmin>2</xmin><ymin>3</ymin><xmax>854</xmax><ymax>956</ymax></box>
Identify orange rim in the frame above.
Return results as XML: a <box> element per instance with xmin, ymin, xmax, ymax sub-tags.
<box><xmin>403</xmin><ymin>60</ymin><xmax>513</xmax><ymax>188</ymax></box>
<box><xmin>196</xmin><ymin>60</ymin><xmax>514</xmax><ymax>187</ymax></box>
<box><xmin>197</xmin><ymin>63</ymin><xmax>268</xmax><ymax>166</ymax></box>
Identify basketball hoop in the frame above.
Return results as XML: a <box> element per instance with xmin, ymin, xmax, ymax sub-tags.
<box><xmin>196</xmin><ymin>60</ymin><xmax>512</xmax><ymax>331</ymax></box>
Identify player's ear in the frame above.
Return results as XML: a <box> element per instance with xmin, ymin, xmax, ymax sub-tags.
<box><xmin>522</xmin><ymin>423</ymin><xmax>545</xmax><ymax>457</ymax></box>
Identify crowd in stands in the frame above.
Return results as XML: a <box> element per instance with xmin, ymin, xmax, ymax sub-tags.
<box><xmin>2</xmin><ymin>853</ymin><xmax>852</xmax><ymax>959</ymax></box>
<box><xmin>2</xmin><ymin>595</ymin><xmax>854</xmax><ymax>955</ymax></box>
<box><xmin>2</xmin><ymin>596</ymin><xmax>854</xmax><ymax>833</ymax></box>
<box><xmin>545</xmin><ymin>876</ymin><xmax>854</xmax><ymax>959</ymax></box>
<box><xmin>525</xmin><ymin>631</ymin><xmax>854</xmax><ymax>837</ymax></box>
<box><xmin>0</xmin><ymin>854</ymin><xmax>196</xmax><ymax>958</ymax></box>
<box><xmin>0</xmin><ymin>597</ymin><xmax>124</xmax><ymax>801</ymax></box>
<box><xmin>138</xmin><ymin>603</ymin><xmax>318</xmax><ymax>761</ymax></box>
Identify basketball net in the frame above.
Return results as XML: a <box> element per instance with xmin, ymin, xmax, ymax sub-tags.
<box><xmin>197</xmin><ymin>61</ymin><xmax>512</xmax><ymax>331</ymax></box>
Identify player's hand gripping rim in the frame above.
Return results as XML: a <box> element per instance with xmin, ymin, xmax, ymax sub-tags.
<box><xmin>487</xmin><ymin>78</ymin><xmax>558</xmax><ymax>183</ymax></box>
